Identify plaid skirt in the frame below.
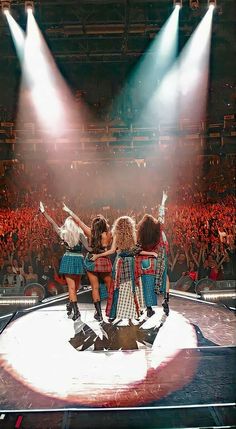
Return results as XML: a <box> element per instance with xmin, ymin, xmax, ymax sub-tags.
<box><xmin>59</xmin><ymin>252</ymin><xmax>85</xmax><ymax>275</ymax></box>
<box><xmin>109</xmin><ymin>279</ymin><xmax>144</xmax><ymax>319</ymax></box>
<box><xmin>141</xmin><ymin>274</ymin><xmax>158</xmax><ymax>306</ymax></box>
<box><xmin>84</xmin><ymin>256</ymin><xmax>112</xmax><ymax>273</ymax></box>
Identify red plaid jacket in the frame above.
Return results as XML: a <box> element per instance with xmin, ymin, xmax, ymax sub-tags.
<box><xmin>113</xmin><ymin>255</ymin><xmax>142</xmax><ymax>290</ymax></box>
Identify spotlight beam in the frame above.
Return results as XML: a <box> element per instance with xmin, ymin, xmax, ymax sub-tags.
<box><xmin>111</xmin><ymin>6</ymin><xmax>180</xmax><ymax>121</ymax></box>
<box><xmin>18</xmin><ymin>9</ymin><xmax>82</xmax><ymax>137</ymax></box>
<box><xmin>4</xmin><ymin>12</ymin><xmax>25</xmax><ymax>62</ymax></box>
<box><xmin>144</xmin><ymin>7</ymin><xmax>214</xmax><ymax>125</ymax></box>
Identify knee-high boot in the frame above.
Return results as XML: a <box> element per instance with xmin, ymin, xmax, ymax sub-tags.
<box><xmin>71</xmin><ymin>301</ymin><xmax>81</xmax><ymax>321</ymax></box>
<box><xmin>94</xmin><ymin>301</ymin><xmax>103</xmax><ymax>322</ymax></box>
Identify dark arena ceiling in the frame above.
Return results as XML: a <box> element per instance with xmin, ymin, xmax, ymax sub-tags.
<box><xmin>0</xmin><ymin>0</ymin><xmax>235</xmax><ymax>63</ymax></box>
<box><xmin>0</xmin><ymin>0</ymin><xmax>235</xmax><ymax>118</ymax></box>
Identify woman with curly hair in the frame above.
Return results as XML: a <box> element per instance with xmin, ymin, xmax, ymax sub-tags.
<box><xmin>136</xmin><ymin>191</ymin><xmax>170</xmax><ymax>318</ymax></box>
<box><xmin>92</xmin><ymin>216</ymin><xmax>157</xmax><ymax>320</ymax></box>
<box><xmin>39</xmin><ymin>202</ymin><xmax>91</xmax><ymax>321</ymax></box>
<box><xmin>62</xmin><ymin>204</ymin><xmax>113</xmax><ymax>322</ymax></box>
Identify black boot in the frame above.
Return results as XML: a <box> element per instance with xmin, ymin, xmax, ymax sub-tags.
<box><xmin>66</xmin><ymin>301</ymin><xmax>73</xmax><ymax>316</ymax></box>
<box><xmin>71</xmin><ymin>302</ymin><xmax>81</xmax><ymax>321</ymax></box>
<box><xmin>162</xmin><ymin>292</ymin><xmax>170</xmax><ymax>316</ymax></box>
<box><xmin>146</xmin><ymin>306</ymin><xmax>155</xmax><ymax>318</ymax></box>
<box><xmin>162</xmin><ymin>300</ymin><xmax>169</xmax><ymax>316</ymax></box>
<box><xmin>94</xmin><ymin>301</ymin><xmax>103</xmax><ymax>322</ymax></box>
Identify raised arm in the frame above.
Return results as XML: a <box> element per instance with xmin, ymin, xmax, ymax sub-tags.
<box><xmin>63</xmin><ymin>203</ymin><xmax>91</xmax><ymax>237</ymax></box>
<box><xmin>170</xmin><ymin>250</ymin><xmax>179</xmax><ymax>271</ymax></box>
<box><xmin>79</xmin><ymin>232</ymin><xmax>92</xmax><ymax>252</ymax></box>
<box><xmin>216</xmin><ymin>252</ymin><xmax>228</xmax><ymax>270</ymax></box>
<box><xmin>184</xmin><ymin>244</ymin><xmax>190</xmax><ymax>267</ymax></box>
<box><xmin>39</xmin><ymin>202</ymin><xmax>61</xmax><ymax>236</ymax></box>
<box><xmin>158</xmin><ymin>190</ymin><xmax>168</xmax><ymax>224</ymax></box>
<box><xmin>190</xmin><ymin>247</ymin><xmax>200</xmax><ymax>267</ymax></box>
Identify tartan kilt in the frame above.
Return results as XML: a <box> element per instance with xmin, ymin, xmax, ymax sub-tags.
<box><xmin>136</xmin><ymin>255</ymin><xmax>157</xmax><ymax>275</ymax></box>
<box><xmin>109</xmin><ymin>288</ymin><xmax>119</xmax><ymax>319</ymax></box>
<box><xmin>59</xmin><ymin>252</ymin><xmax>85</xmax><ymax>275</ymax></box>
<box><xmin>115</xmin><ymin>280</ymin><xmax>144</xmax><ymax>319</ymax></box>
<box><xmin>141</xmin><ymin>274</ymin><xmax>158</xmax><ymax>306</ymax></box>
<box><xmin>84</xmin><ymin>256</ymin><xmax>112</xmax><ymax>273</ymax></box>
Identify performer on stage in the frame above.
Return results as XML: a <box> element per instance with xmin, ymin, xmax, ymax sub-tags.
<box><xmin>92</xmin><ymin>216</ymin><xmax>157</xmax><ymax>321</ymax></box>
<box><xmin>136</xmin><ymin>191</ymin><xmax>170</xmax><ymax>317</ymax></box>
<box><xmin>62</xmin><ymin>204</ymin><xmax>113</xmax><ymax>322</ymax></box>
<box><xmin>39</xmin><ymin>202</ymin><xmax>91</xmax><ymax>320</ymax></box>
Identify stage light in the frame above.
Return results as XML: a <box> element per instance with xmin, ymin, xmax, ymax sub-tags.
<box><xmin>189</xmin><ymin>0</ymin><xmax>199</xmax><ymax>9</ymax></box>
<box><xmin>208</xmin><ymin>0</ymin><xmax>216</xmax><ymax>8</ymax></box>
<box><xmin>4</xmin><ymin>10</ymin><xmax>25</xmax><ymax>61</ymax></box>
<box><xmin>25</xmin><ymin>0</ymin><xmax>34</xmax><ymax>13</ymax></box>
<box><xmin>1</xmin><ymin>1</ymin><xmax>11</xmax><ymax>14</ymax></box>
<box><xmin>173</xmin><ymin>0</ymin><xmax>182</xmax><ymax>7</ymax></box>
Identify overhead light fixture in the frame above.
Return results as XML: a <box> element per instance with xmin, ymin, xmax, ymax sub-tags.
<box><xmin>189</xmin><ymin>0</ymin><xmax>200</xmax><ymax>9</ymax></box>
<box><xmin>25</xmin><ymin>0</ymin><xmax>34</xmax><ymax>13</ymax></box>
<box><xmin>1</xmin><ymin>0</ymin><xmax>11</xmax><ymax>14</ymax></box>
<box><xmin>208</xmin><ymin>0</ymin><xmax>217</xmax><ymax>7</ymax></box>
<box><xmin>173</xmin><ymin>0</ymin><xmax>182</xmax><ymax>8</ymax></box>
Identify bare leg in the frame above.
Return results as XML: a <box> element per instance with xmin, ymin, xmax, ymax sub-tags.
<box><xmin>100</xmin><ymin>273</ymin><xmax>113</xmax><ymax>317</ymax></box>
<box><xmin>87</xmin><ymin>271</ymin><xmax>100</xmax><ymax>302</ymax></box>
<box><xmin>66</xmin><ymin>275</ymin><xmax>77</xmax><ymax>302</ymax></box>
<box><xmin>75</xmin><ymin>275</ymin><xmax>82</xmax><ymax>292</ymax></box>
<box><xmin>65</xmin><ymin>275</ymin><xmax>80</xmax><ymax>320</ymax></box>
<box><xmin>87</xmin><ymin>271</ymin><xmax>102</xmax><ymax>321</ymax></box>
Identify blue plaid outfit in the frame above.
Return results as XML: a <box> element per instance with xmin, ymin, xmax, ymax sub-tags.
<box><xmin>136</xmin><ymin>245</ymin><xmax>167</xmax><ymax>306</ymax></box>
<box><xmin>59</xmin><ymin>244</ymin><xmax>85</xmax><ymax>275</ymax></box>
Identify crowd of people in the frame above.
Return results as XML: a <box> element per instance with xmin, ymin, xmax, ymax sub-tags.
<box><xmin>0</xmin><ymin>193</ymin><xmax>235</xmax><ymax>289</ymax></box>
<box><xmin>0</xmin><ymin>159</ymin><xmax>235</xmax><ymax>305</ymax></box>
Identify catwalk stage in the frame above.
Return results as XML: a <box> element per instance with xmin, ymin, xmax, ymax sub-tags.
<box><xmin>0</xmin><ymin>291</ymin><xmax>235</xmax><ymax>428</ymax></box>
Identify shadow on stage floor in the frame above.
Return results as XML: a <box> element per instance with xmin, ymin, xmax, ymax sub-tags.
<box><xmin>0</xmin><ymin>292</ymin><xmax>235</xmax><ymax>428</ymax></box>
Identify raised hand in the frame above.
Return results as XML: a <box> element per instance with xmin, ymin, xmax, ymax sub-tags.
<box><xmin>39</xmin><ymin>201</ymin><xmax>45</xmax><ymax>213</ymax></box>
<box><xmin>62</xmin><ymin>203</ymin><xmax>71</xmax><ymax>213</ymax></box>
<box><xmin>162</xmin><ymin>190</ymin><xmax>168</xmax><ymax>205</ymax></box>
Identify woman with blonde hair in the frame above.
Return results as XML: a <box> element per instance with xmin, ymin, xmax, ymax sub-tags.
<box><xmin>39</xmin><ymin>202</ymin><xmax>91</xmax><ymax>321</ymax></box>
<box><xmin>92</xmin><ymin>216</ymin><xmax>157</xmax><ymax>320</ymax></box>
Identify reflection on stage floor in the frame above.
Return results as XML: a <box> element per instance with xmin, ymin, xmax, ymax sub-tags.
<box><xmin>0</xmin><ymin>295</ymin><xmax>235</xmax><ymax>412</ymax></box>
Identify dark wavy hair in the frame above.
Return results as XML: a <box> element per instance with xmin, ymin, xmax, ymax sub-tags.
<box><xmin>91</xmin><ymin>215</ymin><xmax>109</xmax><ymax>253</ymax></box>
<box><xmin>137</xmin><ymin>214</ymin><xmax>161</xmax><ymax>250</ymax></box>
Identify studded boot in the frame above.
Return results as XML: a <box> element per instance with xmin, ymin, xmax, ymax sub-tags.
<box><xmin>66</xmin><ymin>301</ymin><xmax>73</xmax><ymax>316</ymax></box>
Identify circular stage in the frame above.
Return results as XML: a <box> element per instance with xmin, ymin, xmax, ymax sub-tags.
<box><xmin>0</xmin><ymin>302</ymin><xmax>200</xmax><ymax>408</ymax></box>
<box><xmin>0</xmin><ymin>296</ymin><xmax>235</xmax><ymax>411</ymax></box>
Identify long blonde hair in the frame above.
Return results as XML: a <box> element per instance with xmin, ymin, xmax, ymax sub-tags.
<box><xmin>112</xmin><ymin>216</ymin><xmax>136</xmax><ymax>251</ymax></box>
<box><xmin>59</xmin><ymin>217</ymin><xmax>83</xmax><ymax>248</ymax></box>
